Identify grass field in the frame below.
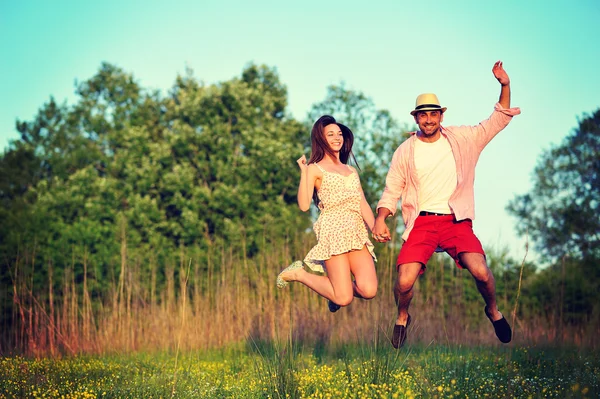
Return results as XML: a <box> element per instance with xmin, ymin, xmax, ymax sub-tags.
<box><xmin>1</xmin><ymin>339</ymin><xmax>598</xmax><ymax>399</ymax></box>
<box><xmin>3</xmin><ymin>238</ymin><xmax>599</xmax><ymax>398</ymax></box>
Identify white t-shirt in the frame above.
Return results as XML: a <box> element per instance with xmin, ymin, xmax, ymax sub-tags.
<box><xmin>414</xmin><ymin>134</ymin><xmax>457</xmax><ymax>214</ymax></box>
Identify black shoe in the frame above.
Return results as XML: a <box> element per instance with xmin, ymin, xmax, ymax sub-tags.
<box><xmin>392</xmin><ymin>314</ymin><xmax>412</xmax><ymax>349</ymax></box>
<box><xmin>485</xmin><ymin>306</ymin><xmax>512</xmax><ymax>343</ymax></box>
<box><xmin>328</xmin><ymin>300</ymin><xmax>341</xmax><ymax>313</ymax></box>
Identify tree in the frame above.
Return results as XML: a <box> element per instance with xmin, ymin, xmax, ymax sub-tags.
<box><xmin>0</xmin><ymin>62</ymin><xmax>311</xmax><ymax>316</ymax></box>
<box><xmin>506</xmin><ymin>109</ymin><xmax>600</xmax><ymax>261</ymax></box>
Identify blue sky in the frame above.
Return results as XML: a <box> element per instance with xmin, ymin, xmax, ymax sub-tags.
<box><xmin>1</xmin><ymin>0</ymin><xmax>599</xmax><ymax>263</ymax></box>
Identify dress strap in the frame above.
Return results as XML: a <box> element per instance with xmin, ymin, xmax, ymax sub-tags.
<box><xmin>314</xmin><ymin>163</ymin><xmax>326</xmax><ymax>172</ymax></box>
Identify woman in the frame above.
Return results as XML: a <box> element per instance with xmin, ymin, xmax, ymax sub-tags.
<box><xmin>276</xmin><ymin>115</ymin><xmax>378</xmax><ymax>312</ymax></box>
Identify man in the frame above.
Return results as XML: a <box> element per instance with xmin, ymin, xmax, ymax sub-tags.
<box><xmin>373</xmin><ymin>61</ymin><xmax>520</xmax><ymax>349</ymax></box>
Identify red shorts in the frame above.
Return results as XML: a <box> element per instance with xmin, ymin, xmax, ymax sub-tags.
<box><xmin>396</xmin><ymin>214</ymin><xmax>485</xmax><ymax>272</ymax></box>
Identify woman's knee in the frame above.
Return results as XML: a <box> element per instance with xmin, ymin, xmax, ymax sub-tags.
<box><xmin>359</xmin><ymin>283</ymin><xmax>378</xmax><ymax>300</ymax></box>
<box><xmin>336</xmin><ymin>294</ymin><xmax>354</xmax><ymax>307</ymax></box>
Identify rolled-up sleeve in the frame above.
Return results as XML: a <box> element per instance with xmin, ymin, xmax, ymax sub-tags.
<box><xmin>469</xmin><ymin>102</ymin><xmax>522</xmax><ymax>148</ymax></box>
<box><xmin>494</xmin><ymin>102</ymin><xmax>521</xmax><ymax>117</ymax></box>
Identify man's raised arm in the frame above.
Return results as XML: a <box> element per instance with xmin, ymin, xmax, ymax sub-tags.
<box><xmin>492</xmin><ymin>60</ymin><xmax>511</xmax><ymax>109</ymax></box>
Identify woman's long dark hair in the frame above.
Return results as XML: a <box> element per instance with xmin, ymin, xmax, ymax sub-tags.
<box><xmin>307</xmin><ymin>115</ymin><xmax>359</xmax><ymax>166</ymax></box>
<box><xmin>306</xmin><ymin>115</ymin><xmax>359</xmax><ymax>207</ymax></box>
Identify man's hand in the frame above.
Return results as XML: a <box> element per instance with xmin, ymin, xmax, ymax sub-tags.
<box><xmin>492</xmin><ymin>60</ymin><xmax>510</xmax><ymax>86</ymax></box>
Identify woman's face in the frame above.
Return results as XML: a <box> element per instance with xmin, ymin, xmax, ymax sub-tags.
<box><xmin>323</xmin><ymin>123</ymin><xmax>343</xmax><ymax>152</ymax></box>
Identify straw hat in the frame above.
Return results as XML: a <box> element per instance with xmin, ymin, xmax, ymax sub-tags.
<box><xmin>410</xmin><ymin>93</ymin><xmax>447</xmax><ymax>116</ymax></box>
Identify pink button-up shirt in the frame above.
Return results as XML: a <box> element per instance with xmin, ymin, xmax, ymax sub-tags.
<box><xmin>377</xmin><ymin>103</ymin><xmax>521</xmax><ymax>240</ymax></box>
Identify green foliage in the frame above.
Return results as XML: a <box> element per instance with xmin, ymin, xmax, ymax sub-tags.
<box><xmin>506</xmin><ymin>109</ymin><xmax>600</xmax><ymax>328</ymax></box>
<box><xmin>0</xmin><ymin>63</ymin><xmax>312</xmax><ymax>342</ymax></box>
<box><xmin>507</xmin><ymin>108</ymin><xmax>600</xmax><ymax>261</ymax></box>
<box><xmin>1</xmin><ymin>346</ymin><xmax>598</xmax><ymax>398</ymax></box>
<box><xmin>521</xmin><ymin>256</ymin><xmax>600</xmax><ymax>325</ymax></box>
<box><xmin>250</xmin><ymin>333</ymin><xmax>303</xmax><ymax>399</ymax></box>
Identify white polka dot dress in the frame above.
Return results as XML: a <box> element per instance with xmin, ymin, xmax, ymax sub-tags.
<box><xmin>303</xmin><ymin>163</ymin><xmax>377</xmax><ymax>273</ymax></box>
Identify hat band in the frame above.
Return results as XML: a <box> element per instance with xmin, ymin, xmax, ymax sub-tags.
<box><xmin>415</xmin><ymin>104</ymin><xmax>442</xmax><ymax>110</ymax></box>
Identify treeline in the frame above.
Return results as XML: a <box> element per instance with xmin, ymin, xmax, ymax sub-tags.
<box><xmin>0</xmin><ymin>63</ymin><xmax>598</xmax><ymax>354</ymax></box>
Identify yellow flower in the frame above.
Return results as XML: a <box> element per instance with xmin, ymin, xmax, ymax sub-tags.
<box><xmin>571</xmin><ymin>383</ymin><xmax>580</xmax><ymax>392</ymax></box>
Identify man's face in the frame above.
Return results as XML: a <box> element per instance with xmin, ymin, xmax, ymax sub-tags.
<box><xmin>414</xmin><ymin>110</ymin><xmax>443</xmax><ymax>137</ymax></box>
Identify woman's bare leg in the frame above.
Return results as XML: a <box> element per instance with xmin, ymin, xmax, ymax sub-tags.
<box><xmin>348</xmin><ymin>246</ymin><xmax>378</xmax><ymax>300</ymax></box>
<box><xmin>278</xmin><ymin>253</ymin><xmax>355</xmax><ymax>306</ymax></box>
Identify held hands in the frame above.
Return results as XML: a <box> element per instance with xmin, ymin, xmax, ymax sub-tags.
<box><xmin>371</xmin><ymin>218</ymin><xmax>391</xmax><ymax>243</ymax></box>
<box><xmin>492</xmin><ymin>61</ymin><xmax>510</xmax><ymax>86</ymax></box>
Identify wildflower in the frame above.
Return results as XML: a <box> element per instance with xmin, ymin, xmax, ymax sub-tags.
<box><xmin>571</xmin><ymin>383</ymin><xmax>579</xmax><ymax>392</ymax></box>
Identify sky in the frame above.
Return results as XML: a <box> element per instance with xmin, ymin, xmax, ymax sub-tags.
<box><xmin>1</xmin><ymin>0</ymin><xmax>599</xmax><ymax>264</ymax></box>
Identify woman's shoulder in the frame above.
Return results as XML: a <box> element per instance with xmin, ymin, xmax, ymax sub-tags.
<box><xmin>307</xmin><ymin>162</ymin><xmax>325</xmax><ymax>177</ymax></box>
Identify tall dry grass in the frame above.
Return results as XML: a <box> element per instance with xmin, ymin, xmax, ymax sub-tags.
<box><xmin>5</xmin><ymin>226</ymin><xmax>599</xmax><ymax>357</ymax></box>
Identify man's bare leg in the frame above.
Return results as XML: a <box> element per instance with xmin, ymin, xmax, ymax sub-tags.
<box><xmin>392</xmin><ymin>262</ymin><xmax>422</xmax><ymax>348</ymax></box>
<box><xmin>460</xmin><ymin>252</ymin><xmax>512</xmax><ymax>343</ymax></box>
